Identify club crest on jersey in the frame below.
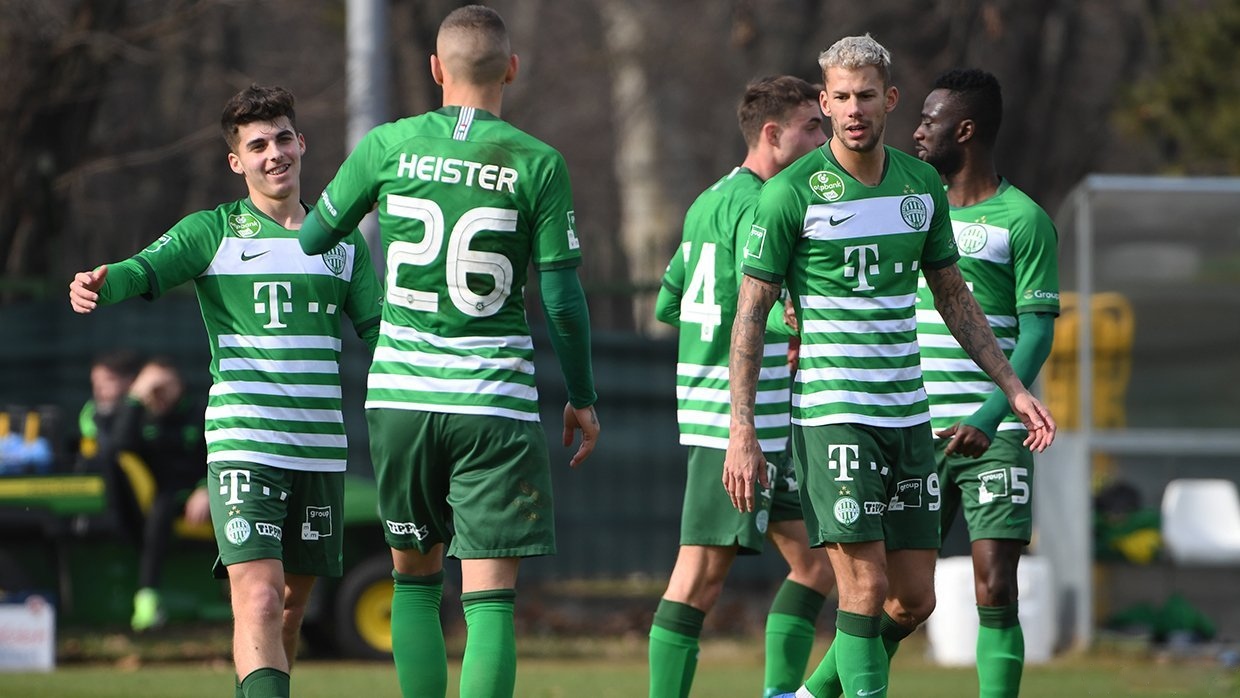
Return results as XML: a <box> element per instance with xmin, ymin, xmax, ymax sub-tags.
<box><xmin>899</xmin><ymin>196</ymin><xmax>928</xmax><ymax>230</ymax></box>
<box><xmin>834</xmin><ymin>496</ymin><xmax>860</xmax><ymax>525</ymax></box>
<box><xmin>322</xmin><ymin>243</ymin><xmax>347</xmax><ymax>276</ymax></box>
<box><xmin>229</xmin><ymin>213</ymin><xmax>261</xmax><ymax>238</ymax></box>
<box><xmin>225</xmin><ymin>517</ymin><xmax>252</xmax><ymax>545</ymax></box>
<box><xmin>957</xmin><ymin>225</ymin><xmax>988</xmax><ymax>255</ymax></box>
<box><xmin>809</xmin><ymin>171</ymin><xmax>845</xmax><ymax>202</ymax></box>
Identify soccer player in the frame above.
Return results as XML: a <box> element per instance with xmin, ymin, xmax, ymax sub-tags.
<box><xmin>648</xmin><ymin>75</ymin><xmax>835</xmax><ymax>698</ymax></box>
<box><xmin>724</xmin><ymin>35</ymin><xmax>1056</xmax><ymax>698</ymax></box>
<box><xmin>913</xmin><ymin>68</ymin><xmax>1059</xmax><ymax>698</ymax></box>
<box><xmin>68</xmin><ymin>84</ymin><xmax>383</xmax><ymax>698</ymax></box>
<box><xmin>298</xmin><ymin>6</ymin><xmax>601</xmax><ymax>697</ymax></box>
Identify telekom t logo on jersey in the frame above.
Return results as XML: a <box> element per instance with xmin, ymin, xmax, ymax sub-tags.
<box><xmin>828</xmin><ymin>444</ymin><xmax>861</xmax><ymax>482</ymax></box>
<box><xmin>253</xmin><ymin>281</ymin><xmax>293</xmax><ymax>328</ymax></box>
<box><xmin>219</xmin><ymin>469</ymin><xmax>252</xmax><ymax>505</ymax></box>
<box><xmin>843</xmin><ymin>244</ymin><xmax>880</xmax><ymax>292</ymax></box>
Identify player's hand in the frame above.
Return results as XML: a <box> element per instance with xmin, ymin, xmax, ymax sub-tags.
<box><xmin>782</xmin><ymin>298</ymin><xmax>799</xmax><ymax>332</ymax></box>
<box><xmin>68</xmin><ymin>265</ymin><xmax>108</xmax><ymax>314</ymax></box>
<box><xmin>723</xmin><ymin>430</ymin><xmax>768</xmax><ymax>513</ymax></box>
<box><xmin>937</xmin><ymin>423</ymin><xmax>991</xmax><ymax>458</ymax></box>
<box><xmin>1009</xmin><ymin>391</ymin><xmax>1056</xmax><ymax>453</ymax></box>
<box><xmin>183</xmin><ymin>487</ymin><xmax>211</xmax><ymax>525</ymax></box>
<box><xmin>562</xmin><ymin>402</ymin><xmax>599</xmax><ymax>468</ymax></box>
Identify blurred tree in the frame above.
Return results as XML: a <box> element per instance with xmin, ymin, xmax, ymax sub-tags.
<box><xmin>1115</xmin><ymin>0</ymin><xmax>1240</xmax><ymax>174</ymax></box>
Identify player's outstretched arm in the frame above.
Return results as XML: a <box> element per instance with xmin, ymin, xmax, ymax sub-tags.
<box><xmin>724</xmin><ymin>274</ymin><xmax>780</xmax><ymax>512</ymax></box>
<box><xmin>563</xmin><ymin>402</ymin><xmax>600</xmax><ymax>467</ymax></box>
<box><xmin>68</xmin><ymin>265</ymin><xmax>109</xmax><ymax>314</ymax></box>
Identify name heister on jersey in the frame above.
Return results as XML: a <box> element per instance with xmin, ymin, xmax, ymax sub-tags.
<box><xmin>396</xmin><ymin>153</ymin><xmax>518</xmax><ymax>193</ymax></box>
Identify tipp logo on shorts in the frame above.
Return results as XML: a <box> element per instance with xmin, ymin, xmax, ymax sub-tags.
<box><xmin>301</xmin><ymin>506</ymin><xmax>333</xmax><ymax>541</ymax></box>
<box><xmin>386</xmin><ymin>520</ymin><xmax>430</xmax><ymax>540</ymax></box>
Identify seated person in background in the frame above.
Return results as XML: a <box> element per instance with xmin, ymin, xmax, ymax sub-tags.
<box><xmin>76</xmin><ymin>349</ymin><xmax>143</xmax><ymax>467</ymax></box>
<box><xmin>108</xmin><ymin>357</ymin><xmax>208</xmax><ymax>632</ymax></box>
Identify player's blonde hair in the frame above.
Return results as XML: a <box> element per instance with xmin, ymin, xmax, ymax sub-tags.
<box><xmin>818</xmin><ymin>34</ymin><xmax>892</xmax><ymax>87</ymax></box>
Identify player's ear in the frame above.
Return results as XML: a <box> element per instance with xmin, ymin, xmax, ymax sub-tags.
<box><xmin>504</xmin><ymin>53</ymin><xmax>519</xmax><ymax>85</ymax></box>
<box><xmin>762</xmin><ymin>120</ymin><xmax>781</xmax><ymax>148</ymax></box>
<box><xmin>430</xmin><ymin>53</ymin><xmax>445</xmax><ymax>86</ymax></box>
<box><xmin>957</xmin><ymin>118</ymin><xmax>975</xmax><ymax>145</ymax></box>
<box><xmin>298</xmin><ymin>132</ymin><xmax>306</xmax><ymax>156</ymax></box>
<box><xmin>885</xmin><ymin>85</ymin><xmax>899</xmax><ymax>113</ymax></box>
<box><xmin>227</xmin><ymin>151</ymin><xmax>244</xmax><ymax>176</ymax></box>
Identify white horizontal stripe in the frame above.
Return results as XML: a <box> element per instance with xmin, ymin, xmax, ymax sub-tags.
<box><xmin>373</xmin><ymin>346</ymin><xmax>535</xmax><ymax>374</ymax></box>
<box><xmin>929</xmin><ymin>403</ymin><xmax>981</xmax><ymax>419</ymax></box>
<box><xmin>799</xmin><ymin>341</ymin><xmax>920</xmax><ymax>359</ymax></box>
<box><xmin>219</xmin><ymin>357</ymin><xmax>340</xmax><ymax>374</ymax></box>
<box><xmin>368</xmin><ymin>373</ymin><xmax>538</xmax><ymax>401</ymax></box>
<box><xmin>922</xmin><ymin>357</ymin><xmax>990</xmax><ymax>373</ymax></box>
<box><xmin>207</xmin><ymin>238</ymin><xmax>355</xmax><ymax>280</ymax></box>
<box><xmin>924</xmin><ymin>380</ymin><xmax>996</xmax><ymax>396</ymax></box>
<box><xmin>796</xmin><ymin>365</ymin><xmax>922</xmax><ymax>384</ymax></box>
<box><xmin>679</xmin><ymin>433</ymin><xmax>788</xmax><ymax>453</ymax></box>
<box><xmin>764</xmin><ymin>342</ymin><xmax>790</xmax><ymax>356</ymax></box>
<box><xmin>676</xmin><ymin>386</ymin><xmax>790</xmax><ymax>405</ymax></box>
<box><xmin>382</xmin><ymin>320</ymin><xmax>534</xmax><ymax>351</ymax></box>
<box><xmin>365</xmin><ymin>400</ymin><xmax>539</xmax><ymax>422</ymax></box>
<box><xmin>218</xmin><ymin>334</ymin><xmax>342</xmax><ymax>351</ymax></box>
<box><xmin>207</xmin><ymin>449</ymin><xmax>345</xmax><ymax>472</ymax></box>
<box><xmin>210</xmin><ymin>381</ymin><xmax>342</xmax><ymax>400</ymax></box>
<box><xmin>677</xmin><ymin>364</ymin><xmax>790</xmax><ymax>381</ymax></box>
<box><xmin>796</xmin><ymin>388</ymin><xmax>926</xmax><ymax>410</ymax></box>
<box><xmin>917</xmin><ymin>332</ymin><xmax>1017</xmax><ymax>351</ymax></box>
<box><xmin>206</xmin><ymin>404</ymin><xmax>343</xmax><ymax>423</ymax></box>
<box><xmin>801</xmin><ymin>294</ymin><xmax>916</xmax><ymax>311</ymax></box>
<box><xmin>802</xmin><ymin>317</ymin><xmax>916</xmax><ymax>335</ymax></box>
<box><xmin>803</xmin><ymin>195</ymin><xmax>936</xmax><ymax>240</ymax></box>
<box><xmin>794</xmin><ymin>412</ymin><xmax>930</xmax><ymax>428</ymax></box>
<box><xmin>206</xmin><ymin>428</ymin><xmax>346</xmax><ymax>448</ymax></box>
<box><xmin>678</xmin><ymin>409</ymin><xmax>788</xmax><ymax>430</ymax></box>
<box><xmin>916</xmin><ymin>309</ymin><xmax>1018</xmax><ymax>330</ymax></box>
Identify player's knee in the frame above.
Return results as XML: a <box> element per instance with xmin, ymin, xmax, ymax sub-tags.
<box><xmin>889</xmin><ymin>590</ymin><xmax>935</xmax><ymax>627</ymax></box>
<box><xmin>975</xmin><ymin>571</ymin><xmax>1018</xmax><ymax>606</ymax></box>
<box><xmin>233</xmin><ymin>580</ymin><xmax>285</xmax><ymax>623</ymax></box>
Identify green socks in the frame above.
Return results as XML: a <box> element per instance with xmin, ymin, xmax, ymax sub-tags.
<box><xmin>131</xmin><ymin>587</ymin><xmax>163</xmax><ymax>632</ymax></box>
<box><xmin>764</xmin><ymin>580</ymin><xmax>827</xmax><ymax>696</ymax></box>
<box><xmin>977</xmin><ymin>604</ymin><xmax>1024</xmax><ymax>698</ymax></box>
<box><xmin>461</xmin><ymin>588</ymin><xmax>518</xmax><ymax>698</ymax></box>
<box><xmin>240</xmin><ymin>668</ymin><xmax>290</xmax><ymax>698</ymax></box>
<box><xmin>648</xmin><ymin>599</ymin><xmax>706</xmax><ymax>698</ymax></box>
<box><xmin>391</xmin><ymin>571</ymin><xmax>447</xmax><ymax>698</ymax></box>
<box><xmin>804</xmin><ymin>611</ymin><xmax>905</xmax><ymax>697</ymax></box>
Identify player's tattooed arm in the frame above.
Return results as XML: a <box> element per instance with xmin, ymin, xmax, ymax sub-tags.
<box><xmin>729</xmin><ymin>275</ymin><xmax>781</xmax><ymax>429</ymax></box>
<box><xmin>924</xmin><ymin>263</ymin><xmax>1020</xmax><ymax>393</ymax></box>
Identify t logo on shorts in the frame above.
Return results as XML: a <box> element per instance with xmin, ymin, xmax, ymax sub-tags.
<box><xmin>827</xmin><ymin>444</ymin><xmax>860</xmax><ymax>482</ymax></box>
<box><xmin>219</xmin><ymin>469</ymin><xmax>252</xmax><ymax>505</ymax></box>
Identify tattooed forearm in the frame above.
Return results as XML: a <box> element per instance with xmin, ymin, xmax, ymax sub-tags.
<box><xmin>730</xmin><ymin>275</ymin><xmax>781</xmax><ymax>429</ymax></box>
<box><xmin>925</xmin><ymin>264</ymin><xmax>1019</xmax><ymax>389</ymax></box>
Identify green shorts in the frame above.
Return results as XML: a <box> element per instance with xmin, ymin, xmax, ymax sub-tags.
<box><xmin>792</xmin><ymin>422</ymin><xmax>940</xmax><ymax>550</ymax></box>
<box><xmin>207</xmin><ymin>461</ymin><xmax>344</xmax><ymax>578</ymax></box>
<box><xmin>680</xmin><ymin>447</ymin><xmax>781</xmax><ymax>554</ymax></box>
<box><xmin>368</xmin><ymin>408</ymin><xmax>555</xmax><ymax>559</ymax></box>
<box><xmin>937</xmin><ymin>430</ymin><xmax>1035</xmax><ymax>543</ymax></box>
<box><xmin>769</xmin><ymin>449</ymin><xmax>806</xmax><ymax>524</ymax></box>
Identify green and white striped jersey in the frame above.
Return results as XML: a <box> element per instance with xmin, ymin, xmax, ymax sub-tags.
<box><xmin>661</xmin><ymin>167</ymin><xmax>790</xmax><ymax>452</ymax></box>
<box><xmin>742</xmin><ymin>144</ymin><xmax>958</xmax><ymax>428</ymax></box>
<box><xmin>127</xmin><ymin>198</ymin><xmax>382</xmax><ymax>472</ymax></box>
<box><xmin>916</xmin><ymin>179</ymin><xmax>1060</xmax><ymax>432</ymax></box>
<box><xmin>312</xmin><ymin>107</ymin><xmax>582</xmax><ymax>421</ymax></box>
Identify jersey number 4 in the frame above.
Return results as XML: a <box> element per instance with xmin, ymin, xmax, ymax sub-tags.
<box><xmin>681</xmin><ymin>242</ymin><xmax>723</xmax><ymax>341</ymax></box>
<box><xmin>385</xmin><ymin>194</ymin><xmax>514</xmax><ymax>318</ymax></box>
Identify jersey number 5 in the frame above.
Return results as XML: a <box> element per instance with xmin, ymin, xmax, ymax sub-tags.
<box><xmin>385</xmin><ymin>194</ymin><xmax>515</xmax><ymax>318</ymax></box>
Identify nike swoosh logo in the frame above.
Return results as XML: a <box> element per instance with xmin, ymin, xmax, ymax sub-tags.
<box><xmin>240</xmin><ymin>250</ymin><xmax>269</xmax><ymax>262</ymax></box>
<box><xmin>857</xmin><ymin>686</ymin><xmax>886</xmax><ymax>696</ymax></box>
<box><xmin>829</xmin><ymin>213</ymin><xmax>856</xmax><ymax>226</ymax></box>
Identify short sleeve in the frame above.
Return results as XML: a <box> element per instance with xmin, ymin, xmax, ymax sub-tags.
<box><xmin>530</xmin><ymin>153</ymin><xmax>582</xmax><ymax>271</ymax></box>
<box><xmin>921</xmin><ymin>181</ymin><xmax>959</xmax><ymax>270</ymax></box>
<box><xmin>1012</xmin><ymin>206</ymin><xmax>1060</xmax><ymax>315</ymax></box>
<box><xmin>135</xmin><ymin>211</ymin><xmax>221</xmax><ymax>297</ymax></box>
<box><xmin>740</xmin><ymin>180</ymin><xmax>799</xmax><ymax>284</ymax></box>
<box><xmin>315</xmin><ymin>128</ymin><xmax>385</xmax><ymax>236</ymax></box>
